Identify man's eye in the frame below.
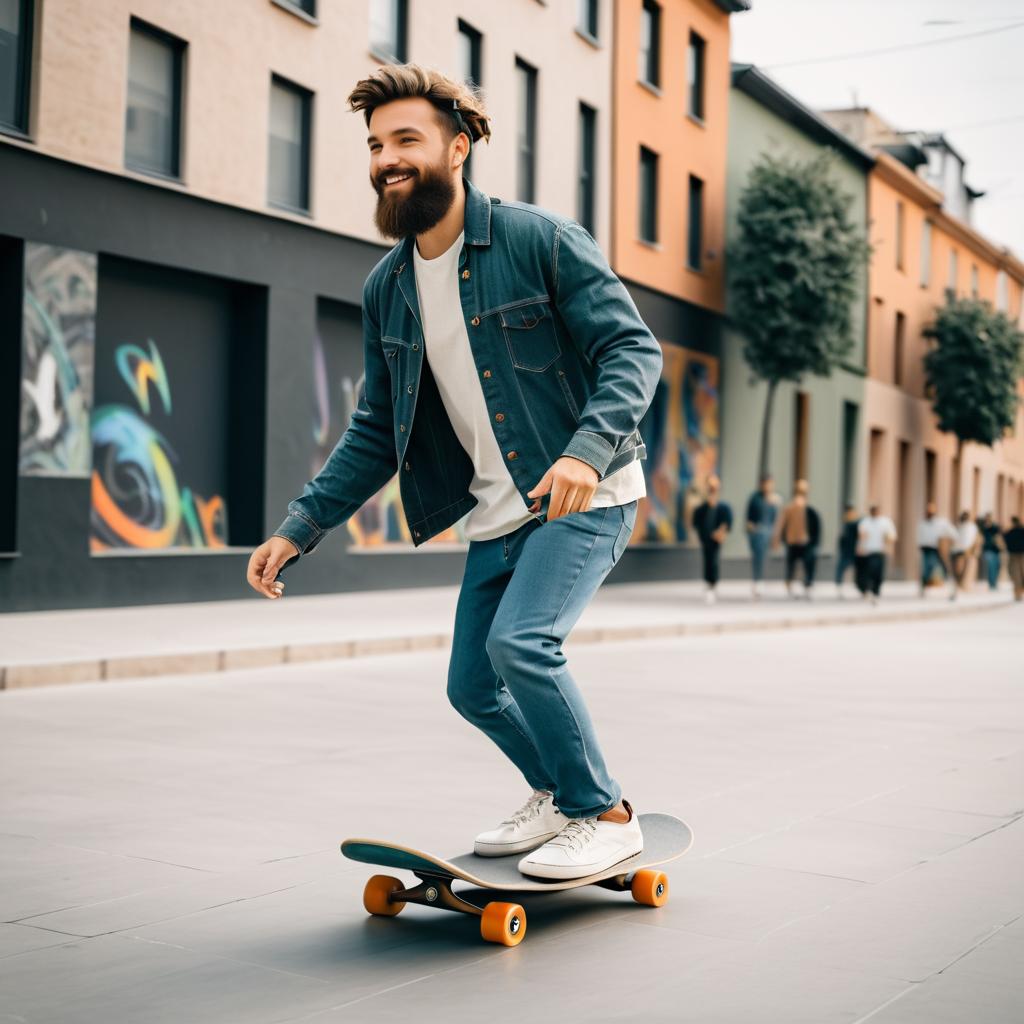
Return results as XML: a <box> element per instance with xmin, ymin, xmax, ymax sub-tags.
<box><xmin>401</xmin><ymin>137</ymin><xmax>416</xmax><ymax>143</ymax></box>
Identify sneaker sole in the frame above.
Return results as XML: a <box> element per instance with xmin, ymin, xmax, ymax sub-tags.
<box><xmin>473</xmin><ymin>831</ymin><xmax>561</xmax><ymax>858</ymax></box>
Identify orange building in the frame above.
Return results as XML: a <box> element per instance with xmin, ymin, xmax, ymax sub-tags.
<box><xmin>611</xmin><ymin>0</ymin><xmax>748</xmax><ymax>553</ymax></box>
<box><xmin>824</xmin><ymin>110</ymin><xmax>1024</xmax><ymax>575</ymax></box>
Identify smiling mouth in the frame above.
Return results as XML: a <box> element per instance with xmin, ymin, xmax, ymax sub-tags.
<box><xmin>382</xmin><ymin>172</ymin><xmax>415</xmax><ymax>188</ymax></box>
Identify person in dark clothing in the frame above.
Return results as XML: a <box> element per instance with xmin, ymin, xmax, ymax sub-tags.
<box><xmin>745</xmin><ymin>473</ymin><xmax>780</xmax><ymax>599</ymax></box>
<box><xmin>1004</xmin><ymin>515</ymin><xmax>1024</xmax><ymax>601</ymax></box>
<box><xmin>835</xmin><ymin>504</ymin><xmax>861</xmax><ymax>598</ymax></box>
<box><xmin>772</xmin><ymin>479</ymin><xmax>821</xmax><ymax>599</ymax></box>
<box><xmin>692</xmin><ymin>474</ymin><xmax>732</xmax><ymax>605</ymax></box>
<box><xmin>979</xmin><ymin>513</ymin><xmax>1003</xmax><ymax>590</ymax></box>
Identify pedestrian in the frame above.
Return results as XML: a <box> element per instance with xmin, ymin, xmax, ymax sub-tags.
<box><xmin>916</xmin><ymin>501</ymin><xmax>956</xmax><ymax>598</ymax></box>
<box><xmin>745</xmin><ymin>472</ymin><xmax>780</xmax><ymax>599</ymax></box>
<box><xmin>856</xmin><ymin>504</ymin><xmax>897</xmax><ymax>605</ymax></box>
<box><xmin>246</xmin><ymin>65</ymin><xmax>662</xmax><ymax>880</ymax></box>
<box><xmin>835</xmin><ymin>504</ymin><xmax>860</xmax><ymax>599</ymax></box>
<box><xmin>772</xmin><ymin>479</ymin><xmax>821</xmax><ymax>600</ymax></box>
<box><xmin>693</xmin><ymin>474</ymin><xmax>732</xmax><ymax>604</ymax></box>
<box><xmin>950</xmin><ymin>511</ymin><xmax>980</xmax><ymax>599</ymax></box>
<box><xmin>979</xmin><ymin>512</ymin><xmax>1003</xmax><ymax>591</ymax></box>
<box><xmin>1004</xmin><ymin>515</ymin><xmax>1024</xmax><ymax>602</ymax></box>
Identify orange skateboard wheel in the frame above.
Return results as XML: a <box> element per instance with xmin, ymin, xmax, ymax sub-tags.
<box><xmin>363</xmin><ymin>874</ymin><xmax>406</xmax><ymax>916</ymax></box>
<box><xmin>631</xmin><ymin>869</ymin><xmax>669</xmax><ymax>907</ymax></box>
<box><xmin>480</xmin><ymin>901</ymin><xmax>527</xmax><ymax>946</ymax></box>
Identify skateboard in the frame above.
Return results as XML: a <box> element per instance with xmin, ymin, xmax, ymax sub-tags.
<box><xmin>341</xmin><ymin>812</ymin><xmax>692</xmax><ymax>946</ymax></box>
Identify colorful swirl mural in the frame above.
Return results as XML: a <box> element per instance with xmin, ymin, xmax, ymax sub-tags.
<box><xmin>89</xmin><ymin>338</ymin><xmax>227</xmax><ymax>551</ymax></box>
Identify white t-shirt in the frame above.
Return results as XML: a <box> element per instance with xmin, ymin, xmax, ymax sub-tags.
<box><xmin>953</xmin><ymin>521</ymin><xmax>979</xmax><ymax>554</ymax></box>
<box><xmin>412</xmin><ymin>230</ymin><xmax>645</xmax><ymax>542</ymax></box>
<box><xmin>917</xmin><ymin>515</ymin><xmax>956</xmax><ymax>548</ymax></box>
<box><xmin>858</xmin><ymin>514</ymin><xmax>897</xmax><ymax>554</ymax></box>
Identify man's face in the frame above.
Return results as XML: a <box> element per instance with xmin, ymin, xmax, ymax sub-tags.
<box><xmin>366</xmin><ymin>97</ymin><xmax>460</xmax><ymax>240</ymax></box>
<box><xmin>760</xmin><ymin>477</ymin><xmax>773</xmax><ymax>495</ymax></box>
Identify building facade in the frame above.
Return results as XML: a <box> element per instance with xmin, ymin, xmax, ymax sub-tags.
<box><xmin>1</xmin><ymin>0</ymin><xmax>625</xmax><ymax>610</ymax></box>
<box><xmin>823</xmin><ymin>108</ymin><xmax>1024</xmax><ymax>576</ymax></box>
<box><xmin>719</xmin><ymin>65</ymin><xmax>871</xmax><ymax>569</ymax></box>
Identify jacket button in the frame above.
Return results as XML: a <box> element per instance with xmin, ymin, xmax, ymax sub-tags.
<box><xmin>471</xmin><ymin>316</ymin><xmax>480</xmax><ymax>326</ymax></box>
<box><xmin>495</xmin><ymin>413</ymin><xmax>505</xmax><ymax>422</ymax></box>
<box><xmin>462</xmin><ymin>269</ymin><xmax>471</xmax><ymax>280</ymax></box>
<box><xmin>407</xmin><ymin>385</ymin><xmax>414</xmax><ymax>394</ymax></box>
<box><xmin>400</xmin><ymin>424</ymin><xmax>406</xmax><ymax>432</ymax></box>
<box><xmin>482</xmin><ymin>370</ymin><xmax>491</xmax><ymax>378</ymax></box>
<box><xmin>414</xmin><ymin>530</ymin><xmax>421</xmax><ymax>538</ymax></box>
<box><xmin>507</xmin><ymin>451</ymin><xmax>518</xmax><ymax>460</ymax></box>
<box><xmin>405</xmin><ymin>461</ymin><xmax>411</xmax><ymax>471</ymax></box>
<box><xmin>412</xmin><ymin>343</ymin><xmax>419</xmax><ymax>350</ymax></box>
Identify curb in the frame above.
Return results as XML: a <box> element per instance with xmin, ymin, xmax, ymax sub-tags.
<box><xmin>0</xmin><ymin>597</ymin><xmax>1012</xmax><ymax>692</ymax></box>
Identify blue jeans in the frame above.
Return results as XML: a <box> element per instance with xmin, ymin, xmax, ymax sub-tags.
<box><xmin>983</xmin><ymin>549</ymin><xmax>1001</xmax><ymax>589</ymax></box>
<box><xmin>835</xmin><ymin>550</ymin><xmax>856</xmax><ymax>586</ymax></box>
<box><xmin>446</xmin><ymin>500</ymin><xmax>638</xmax><ymax>819</ymax></box>
<box><xmin>748</xmin><ymin>529</ymin><xmax>771</xmax><ymax>581</ymax></box>
<box><xmin>920</xmin><ymin>546</ymin><xmax>948</xmax><ymax>586</ymax></box>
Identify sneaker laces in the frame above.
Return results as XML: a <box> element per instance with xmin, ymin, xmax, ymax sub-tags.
<box><xmin>547</xmin><ymin>817</ymin><xmax>598</xmax><ymax>853</ymax></box>
<box><xmin>501</xmin><ymin>790</ymin><xmax>552</xmax><ymax>828</ymax></box>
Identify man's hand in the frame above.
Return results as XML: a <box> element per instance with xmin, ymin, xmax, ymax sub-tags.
<box><xmin>712</xmin><ymin>524</ymin><xmax>729</xmax><ymax>544</ymax></box>
<box><xmin>247</xmin><ymin>536</ymin><xmax>299</xmax><ymax>599</ymax></box>
<box><xmin>527</xmin><ymin>456</ymin><xmax>600</xmax><ymax>520</ymax></box>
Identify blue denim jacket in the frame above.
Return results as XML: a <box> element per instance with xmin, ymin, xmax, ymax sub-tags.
<box><xmin>272</xmin><ymin>178</ymin><xmax>662</xmax><ymax>565</ymax></box>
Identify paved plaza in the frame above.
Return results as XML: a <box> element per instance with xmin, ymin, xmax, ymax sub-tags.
<box><xmin>1</xmin><ymin>600</ymin><xmax>1022</xmax><ymax>1022</ymax></box>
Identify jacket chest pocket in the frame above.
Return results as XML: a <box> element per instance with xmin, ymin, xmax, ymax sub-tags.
<box><xmin>381</xmin><ymin>336</ymin><xmax>409</xmax><ymax>400</ymax></box>
<box><xmin>500</xmin><ymin>300</ymin><xmax>560</xmax><ymax>372</ymax></box>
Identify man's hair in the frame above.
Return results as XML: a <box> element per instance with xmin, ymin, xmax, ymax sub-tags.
<box><xmin>347</xmin><ymin>63</ymin><xmax>492</xmax><ymax>148</ymax></box>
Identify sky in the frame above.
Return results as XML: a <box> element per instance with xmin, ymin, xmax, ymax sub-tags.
<box><xmin>730</xmin><ymin>0</ymin><xmax>1024</xmax><ymax>255</ymax></box>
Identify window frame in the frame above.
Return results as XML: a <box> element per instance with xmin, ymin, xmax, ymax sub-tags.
<box><xmin>270</xmin><ymin>0</ymin><xmax>318</xmax><ymax>24</ymax></box>
<box><xmin>687</xmin><ymin>173</ymin><xmax>704</xmax><ymax>270</ymax></box>
<box><xmin>267</xmin><ymin>72</ymin><xmax>314</xmax><ymax>216</ymax></box>
<box><xmin>687</xmin><ymin>30</ymin><xmax>706</xmax><ymax>122</ymax></box>
<box><xmin>457</xmin><ymin>19</ymin><xmax>482</xmax><ymax>181</ymax></box>
<box><xmin>639</xmin><ymin>0</ymin><xmax>661</xmax><ymax>89</ymax></box>
<box><xmin>577</xmin><ymin>102</ymin><xmax>597</xmax><ymax>236</ymax></box>
<box><xmin>515</xmin><ymin>56</ymin><xmax>538</xmax><ymax>204</ymax></box>
<box><xmin>369</xmin><ymin>0</ymin><xmax>408</xmax><ymax>63</ymax></box>
<box><xmin>0</xmin><ymin>0</ymin><xmax>35</xmax><ymax>136</ymax></box>
<box><xmin>124</xmin><ymin>17</ymin><xmax>186</xmax><ymax>182</ymax></box>
<box><xmin>577</xmin><ymin>0</ymin><xmax>600</xmax><ymax>42</ymax></box>
<box><xmin>638</xmin><ymin>145</ymin><xmax>659</xmax><ymax>245</ymax></box>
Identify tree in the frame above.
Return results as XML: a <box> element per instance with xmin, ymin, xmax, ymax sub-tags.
<box><xmin>923</xmin><ymin>296</ymin><xmax>1024</xmax><ymax>513</ymax></box>
<box><xmin>729</xmin><ymin>151</ymin><xmax>870</xmax><ymax>481</ymax></box>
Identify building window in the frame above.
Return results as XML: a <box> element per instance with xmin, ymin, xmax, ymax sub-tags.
<box><xmin>273</xmin><ymin>0</ymin><xmax>316</xmax><ymax>16</ymax></box>
<box><xmin>687</xmin><ymin>174</ymin><xmax>704</xmax><ymax>270</ymax></box>
<box><xmin>920</xmin><ymin>219</ymin><xmax>932</xmax><ymax>287</ymax></box>
<box><xmin>578</xmin><ymin>0</ymin><xmax>599</xmax><ymax>40</ymax></box>
<box><xmin>515</xmin><ymin>57</ymin><xmax>537</xmax><ymax>203</ymax></box>
<box><xmin>125</xmin><ymin>19</ymin><xmax>185</xmax><ymax>180</ymax></box>
<box><xmin>0</xmin><ymin>0</ymin><xmax>34</xmax><ymax>134</ymax></box>
<box><xmin>638</xmin><ymin>145</ymin><xmax>658</xmax><ymax>243</ymax></box>
<box><xmin>895</xmin><ymin>200</ymin><xmax>905</xmax><ymax>271</ymax></box>
<box><xmin>894</xmin><ymin>311</ymin><xmax>905</xmax><ymax>388</ymax></box>
<box><xmin>639</xmin><ymin>0</ymin><xmax>661</xmax><ymax>88</ymax></box>
<box><xmin>687</xmin><ymin>31</ymin><xmax>706</xmax><ymax>121</ymax></box>
<box><xmin>369</xmin><ymin>0</ymin><xmax>407</xmax><ymax>62</ymax></box>
<box><xmin>268</xmin><ymin>74</ymin><xmax>312</xmax><ymax>214</ymax></box>
<box><xmin>970</xmin><ymin>263</ymin><xmax>979</xmax><ymax>298</ymax></box>
<box><xmin>577</xmin><ymin>102</ymin><xmax>596</xmax><ymax>235</ymax></box>
<box><xmin>947</xmin><ymin>248</ymin><xmax>958</xmax><ymax>296</ymax></box>
<box><xmin>457</xmin><ymin>19</ymin><xmax>482</xmax><ymax>181</ymax></box>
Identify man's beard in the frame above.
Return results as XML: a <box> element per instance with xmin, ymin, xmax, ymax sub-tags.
<box><xmin>372</xmin><ymin>161</ymin><xmax>456</xmax><ymax>240</ymax></box>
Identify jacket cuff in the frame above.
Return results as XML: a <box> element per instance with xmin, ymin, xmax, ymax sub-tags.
<box><xmin>272</xmin><ymin>511</ymin><xmax>322</xmax><ymax>557</ymax></box>
<box><xmin>561</xmin><ymin>430</ymin><xmax>617</xmax><ymax>479</ymax></box>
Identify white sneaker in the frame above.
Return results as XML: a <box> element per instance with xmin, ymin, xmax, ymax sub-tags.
<box><xmin>517</xmin><ymin>799</ymin><xmax>644</xmax><ymax>880</ymax></box>
<box><xmin>704</xmin><ymin>588</ymin><xmax>716</xmax><ymax>605</ymax></box>
<box><xmin>474</xmin><ymin>789</ymin><xmax>567</xmax><ymax>857</ymax></box>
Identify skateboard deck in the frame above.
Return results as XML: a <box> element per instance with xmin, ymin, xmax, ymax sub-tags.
<box><xmin>341</xmin><ymin>812</ymin><xmax>692</xmax><ymax>946</ymax></box>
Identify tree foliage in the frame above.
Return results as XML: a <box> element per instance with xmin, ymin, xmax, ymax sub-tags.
<box><xmin>923</xmin><ymin>296</ymin><xmax>1023</xmax><ymax>448</ymax></box>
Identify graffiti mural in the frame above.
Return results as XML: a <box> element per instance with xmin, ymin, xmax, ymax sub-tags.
<box><xmin>19</xmin><ymin>244</ymin><xmax>97</xmax><ymax>477</ymax></box>
<box><xmin>634</xmin><ymin>343</ymin><xmax>720</xmax><ymax>547</ymax></box>
<box><xmin>90</xmin><ymin>337</ymin><xmax>228</xmax><ymax>551</ymax></box>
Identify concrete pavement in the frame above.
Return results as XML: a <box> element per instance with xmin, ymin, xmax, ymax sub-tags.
<box><xmin>1</xmin><ymin>577</ymin><xmax>1015</xmax><ymax>689</ymax></box>
<box><xmin>1</xmin><ymin>605</ymin><xmax>1022</xmax><ymax>1021</ymax></box>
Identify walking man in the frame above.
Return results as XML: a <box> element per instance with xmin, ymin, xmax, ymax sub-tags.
<box><xmin>772</xmin><ymin>479</ymin><xmax>821</xmax><ymax>599</ymax></box>
<box><xmin>246</xmin><ymin>66</ymin><xmax>662</xmax><ymax>880</ymax></box>
<box><xmin>1004</xmin><ymin>515</ymin><xmax>1024</xmax><ymax>601</ymax></box>
<box><xmin>745</xmin><ymin>473</ymin><xmax>779</xmax><ymax>599</ymax></box>
<box><xmin>951</xmin><ymin>511</ymin><xmax>980</xmax><ymax>599</ymax></box>
<box><xmin>835</xmin><ymin>503</ymin><xmax>860</xmax><ymax>599</ymax></box>
<box><xmin>916</xmin><ymin>501</ymin><xmax>956</xmax><ymax>598</ymax></box>
<box><xmin>693</xmin><ymin>474</ymin><xmax>732</xmax><ymax>604</ymax></box>
<box><xmin>857</xmin><ymin>504</ymin><xmax>897</xmax><ymax>605</ymax></box>
<box><xmin>979</xmin><ymin>512</ymin><xmax>1003</xmax><ymax>591</ymax></box>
